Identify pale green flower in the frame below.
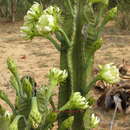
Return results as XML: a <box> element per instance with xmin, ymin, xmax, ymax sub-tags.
<box><xmin>20</xmin><ymin>2</ymin><xmax>43</xmax><ymax>39</ymax></box>
<box><xmin>99</xmin><ymin>63</ymin><xmax>120</xmax><ymax>84</ymax></box>
<box><xmin>90</xmin><ymin>114</ymin><xmax>100</xmax><ymax>128</ymax></box>
<box><xmin>43</xmin><ymin>6</ymin><xmax>61</xmax><ymax>27</ymax></box>
<box><xmin>48</xmin><ymin>68</ymin><xmax>68</xmax><ymax>83</ymax></box>
<box><xmin>36</xmin><ymin>14</ymin><xmax>56</xmax><ymax>34</ymax></box>
<box><xmin>24</xmin><ymin>2</ymin><xmax>43</xmax><ymax>23</ymax></box>
<box><xmin>44</xmin><ymin>6</ymin><xmax>61</xmax><ymax>16</ymax></box>
<box><xmin>60</xmin><ymin>92</ymin><xmax>89</xmax><ymax>111</ymax></box>
<box><xmin>20</xmin><ymin>24</ymin><xmax>36</xmax><ymax>39</ymax></box>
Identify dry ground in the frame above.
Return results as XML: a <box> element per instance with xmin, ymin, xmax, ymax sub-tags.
<box><xmin>0</xmin><ymin>21</ymin><xmax>130</xmax><ymax>130</ymax></box>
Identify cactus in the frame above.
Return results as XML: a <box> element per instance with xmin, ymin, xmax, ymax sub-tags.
<box><xmin>29</xmin><ymin>97</ymin><xmax>42</xmax><ymax>128</ymax></box>
<box><xmin>60</xmin><ymin>92</ymin><xmax>89</xmax><ymax>111</ymax></box>
<box><xmin>21</xmin><ymin>1</ymin><xmax>118</xmax><ymax>130</ymax></box>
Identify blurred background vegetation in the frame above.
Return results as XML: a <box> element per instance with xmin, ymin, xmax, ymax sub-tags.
<box><xmin>0</xmin><ymin>0</ymin><xmax>130</xmax><ymax>30</ymax></box>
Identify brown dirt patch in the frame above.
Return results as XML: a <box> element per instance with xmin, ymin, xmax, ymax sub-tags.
<box><xmin>0</xmin><ymin>21</ymin><xmax>130</xmax><ymax>130</ymax></box>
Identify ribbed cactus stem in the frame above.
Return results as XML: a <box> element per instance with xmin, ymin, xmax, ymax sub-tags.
<box><xmin>58</xmin><ymin>43</ymin><xmax>72</xmax><ymax>129</ymax></box>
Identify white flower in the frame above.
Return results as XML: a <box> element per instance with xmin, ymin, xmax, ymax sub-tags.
<box><xmin>36</xmin><ymin>14</ymin><xmax>56</xmax><ymax>34</ymax></box>
<box><xmin>60</xmin><ymin>92</ymin><xmax>89</xmax><ymax>111</ymax></box>
<box><xmin>24</xmin><ymin>2</ymin><xmax>42</xmax><ymax>22</ymax></box>
<box><xmin>21</xmin><ymin>2</ymin><xmax>43</xmax><ymax>39</ymax></box>
<box><xmin>43</xmin><ymin>6</ymin><xmax>61</xmax><ymax>27</ymax></box>
<box><xmin>44</xmin><ymin>6</ymin><xmax>61</xmax><ymax>16</ymax></box>
<box><xmin>48</xmin><ymin>68</ymin><xmax>68</xmax><ymax>83</ymax></box>
<box><xmin>99</xmin><ymin>63</ymin><xmax>120</xmax><ymax>84</ymax></box>
<box><xmin>91</xmin><ymin>114</ymin><xmax>100</xmax><ymax>128</ymax></box>
<box><xmin>20</xmin><ymin>24</ymin><xmax>35</xmax><ymax>39</ymax></box>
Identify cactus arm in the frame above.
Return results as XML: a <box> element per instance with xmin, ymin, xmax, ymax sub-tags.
<box><xmin>67</xmin><ymin>0</ymin><xmax>74</xmax><ymax>16</ymax></box>
<box><xmin>97</xmin><ymin>7</ymin><xmax>117</xmax><ymax>38</ymax></box>
<box><xmin>10</xmin><ymin>75</ymin><xmax>20</xmax><ymax>97</ymax></box>
<box><xmin>0</xmin><ymin>90</ymin><xmax>15</xmax><ymax>113</ymax></box>
<box><xmin>58</xmin><ymin>45</ymin><xmax>72</xmax><ymax>129</ymax></box>
<box><xmin>95</xmin><ymin>6</ymin><xmax>105</xmax><ymax>26</ymax></box>
<box><xmin>58</xmin><ymin>28</ymin><xmax>71</xmax><ymax>47</ymax></box>
<box><xmin>15</xmin><ymin>73</ymin><xmax>24</xmax><ymax>97</ymax></box>
<box><xmin>46</xmin><ymin>34</ymin><xmax>61</xmax><ymax>51</ymax></box>
<box><xmin>46</xmin><ymin>80</ymin><xmax>58</xmax><ymax>100</ymax></box>
<box><xmin>7</xmin><ymin>58</ymin><xmax>24</xmax><ymax>97</ymax></box>
<box><xmin>71</xmin><ymin>1</ymin><xmax>78</xmax><ymax>45</ymax></box>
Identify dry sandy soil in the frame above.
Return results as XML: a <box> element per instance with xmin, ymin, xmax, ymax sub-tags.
<box><xmin>0</xmin><ymin>21</ymin><xmax>130</xmax><ymax>130</ymax></box>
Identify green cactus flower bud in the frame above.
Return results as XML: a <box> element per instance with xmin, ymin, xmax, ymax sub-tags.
<box><xmin>88</xmin><ymin>0</ymin><xmax>108</xmax><ymax>5</ymax></box>
<box><xmin>90</xmin><ymin>114</ymin><xmax>100</xmax><ymax>128</ymax></box>
<box><xmin>22</xmin><ymin>78</ymin><xmax>33</xmax><ymax>98</ymax></box>
<box><xmin>108</xmin><ymin>7</ymin><xmax>117</xmax><ymax>20</ymax></box>
<box><xmin>91</xmin><ymin>38</ymin><xmax>103</xmax><ymax>51</ymax></box>
<box><xmin>36</xmin><ymin>14</ymin><xmax>56</xmax><ymax>34</ymax></box>
<box><xmin>9</xmin><ymin>115</ymin><xmax>24</xmax><ymax>130</ymax></box>
<box><xmin>21</xmin><ymin>75</ymin><xmax>36</xmax><ymax>97</ymax></box>
<box><xmin>4</xmin><ymin>111</ymin><xmax>13</xmax><ymax>122</ymax></box>
<box><xmin>48</xmin><ymin>68</ymin><xmax>68</xmax><ymax>83</ymax></box>
<box><xmin>29</xmin><ymin>97</ymin><xmax>42</xmax><ymax>128</ymax></box>
<box><xmin>7</xmin><ymin>57</ymin><xmax>17</xmax><ymax>76</ymax></box>
<box><xmin>45</xmin><ymin>111</ymin><xmax>57</xmax><ymax>124</ymax></box>
<box><xmin>60</xmin><ymin>116</ymin><xmax>74</xmax><ymax>130</ymax></box>
<box><xmin>60</xmin><ymin>92</ymin><xmax>89</xmax><ymax>111</ymax></box>
<box><xmin>98</xmin><ymin>63</ymin><xmax>120</xmax><ymax>84</ymax></box>
<box><xmin>7</xmin><ymin>57</ymin><xmax>23</xmax><ymax>96</ymax></box>
<box><xmin>104</xmin><ymin>7</ymin><xmax>117</xmax><ymax>22</ymax></box>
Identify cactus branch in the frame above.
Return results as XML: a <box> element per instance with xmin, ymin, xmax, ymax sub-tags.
<box><xmin>67</xmin><ymin>0</ymin><xmax>74</xmax><ymax>16</ymax></box>
<box><xmin>58</xmin><ymin>28</ymin><xmax>71</xmax><ymax>47</ymax></box>
<box><xmin>71</xmin><ymin>1</ymin><xmax>79</xmax><ymax>45</ymax></box>
<box><xmin>46</xmin><ymin>35</ymin><xmax>61</xmax><ymax>51</ymax></box>
<box><xmin>0</xmin><ymin>90</ymin><xmax>15</xmax><ymax>113</ymax></box>
<box><xmin>95</xmin><ymin>7</ymin><xmax>105</xmax><ymax>26</ymax></box>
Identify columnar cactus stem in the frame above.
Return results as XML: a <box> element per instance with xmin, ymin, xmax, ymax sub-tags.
<box><xmin>20</xmin><ymin>1</ymin><xmax>118</xmax><ymax>129</ymax></box>
<box><xmin>58</xmin><ymin>44</ymin><xmax>72</xmax><ymax>127</ymax></box>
